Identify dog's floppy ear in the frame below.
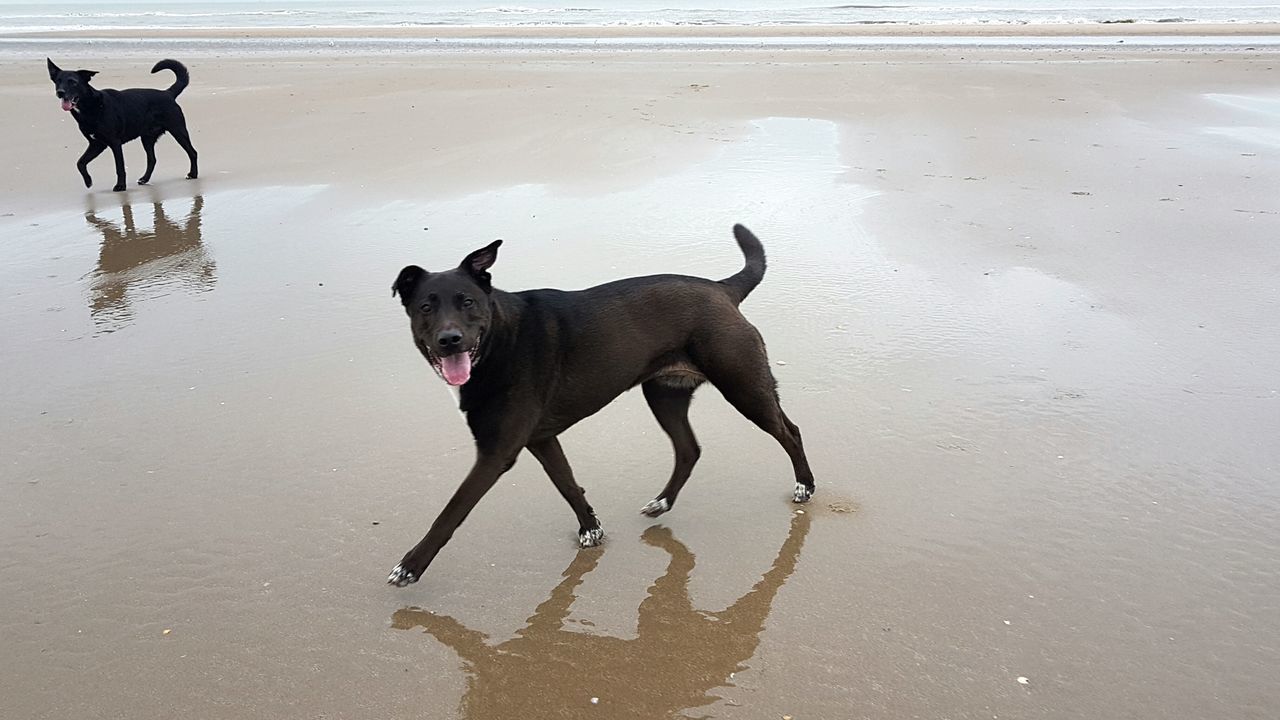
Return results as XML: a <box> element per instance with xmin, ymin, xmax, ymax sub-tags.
<box><xmin>47</xmin><ymin>58</ymin><xmax>61</xmax><ymax>81</ymax></box>
<box><xmin>76</xmin><ymin>69</ymin><xmax>98</xmax><ymax>82</ymax></box>
<box><xmin>392</xmin><ymin>265</ymin><xmax>426</xmax><ymax>306</ymax></box>
<box><xmin>460</xmin><ymin>240</ymin><xmax>502</xmax><ymax>293</ymax></box>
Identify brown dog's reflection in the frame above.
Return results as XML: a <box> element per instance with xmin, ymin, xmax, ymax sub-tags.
<box><xmin>85</xmin><ymin>194</ymin><xmax>212</xmax><ymax>332</ymax></box>
<box><xmin>393</xmin><ymin>510</ymin><xmax>811</xmax><ymax>719</ymax></box>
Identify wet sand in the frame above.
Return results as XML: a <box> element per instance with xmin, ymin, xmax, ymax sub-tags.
<box><xmin>2</xmin><ymin>44</ymin><xmax>1279</xmax><ymax>720</ymax></box>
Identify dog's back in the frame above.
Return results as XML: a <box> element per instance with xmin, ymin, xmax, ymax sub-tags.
<box><xmin>479</xmin><ymin>227</ymin><xmax>772</xmax><ymax>434</ymax></box>
<box><xmin>94</xmin><ymin>59</ymin><xmax>190</xmax><ymax>137</ymax></box>
<box><xmin>511</xmin><ymin>223</ymin><xmax>766</xmax><ymax>361</ymax></box>
<box><xmin>95</xmin><ymin>88</ymin><xmax>179</xmax><ymax>132</ymax></box>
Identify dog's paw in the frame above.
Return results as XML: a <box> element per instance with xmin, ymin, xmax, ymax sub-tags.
<box><xmin>578</xmin><ymin>527</ymin><xmax>604</xmax><ymax>548</ymax></box>
<box><xmin>82</xmin><ymin>176</ymin><xmax>92</xmax><ymax>188</ymax></box>
<box><xmin>387</xmin><ymin>564</ymin><xmax>418</xmax><ymax>587</ymax></box>
<box><xmin>137</xmin><ymin>178</ymin><xmax>149</xmax><ymax>185</ymax></box>
<box><xmin>793</xmin><ymin>482</ymin><xmax>815</xmax><ymax>503</ymax></box>
<box><xmin>186</xmin><ymin>172</ymin><xmax>198</xmax><ymax>180</ymax></box>
<box><xmin>639</xmin><ymin>497</ymin><xmax>670</xmax><ymax>517</ymax></box>
<box><xmin>112</xmin><ymin>184</ymin><xmax>126</xmax><ymax>193</ymax></box>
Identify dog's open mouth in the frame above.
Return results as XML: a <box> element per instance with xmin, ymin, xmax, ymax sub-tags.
<box><xmin>60</xmin><ymin>98</ymin><xmax>76</xmax><ymax>112</ymax></box>
<box><xmin>428</xmin><ymin>336</ymin><xmax>481</xmax><ymax>387</ymax></box>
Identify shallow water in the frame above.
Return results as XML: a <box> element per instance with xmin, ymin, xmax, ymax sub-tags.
<box><xmin>2</xmin><ymin>73</ymin><xmax>1279</xmax><ymax>719</ymax></box>
<box><xmin>3</xmin><ymin>0</ymin><xmax>1280</xmax><ymax>31</ymax></box>
<box><xmin>1205</xmin><ymin>92</ymin><xmax>1280</xmax><ymax>147</ymax></box>
<box><xmin>9</xmin><ymin>35</ymin><xmax>1280</xmax><ymax>61</ymax></box>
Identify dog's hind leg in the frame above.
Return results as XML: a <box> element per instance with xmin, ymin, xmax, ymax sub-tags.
<box><xmin>527</xmin><ymin>437</ymin><xmax>604</xmax><ymax>548</ymax></box>
<box><xmin>169</xmin><ymin>119</ymin><xmax>198</xmax><ymax>179</ymax></box>
<box><xmin>697</xmin><ymin>330</ymin><xmax>817</xmax><ymax>503</ymax></box>
<box><xmin>639</xmin><ymin>380</ymin><xmax>701</xmax><ymax>517</ymax></box>
<box><xmin>76</xmin><ymin>141</ymin><xmax>106</xmax><ymax>188</ymax></box>
<box><xmin>776</xmin><ymin>410</ymin><xmax>816</xmax><ymax>502</ymax></box>
<box><xmin>726</xmin><ymin>385</ymin><xmax>816</xmax><ymax>503</ymax></box>
<box><xmin>138</xmin><ymin>135</ymin><xmax>158</xmax><ymax>185</ymax></box>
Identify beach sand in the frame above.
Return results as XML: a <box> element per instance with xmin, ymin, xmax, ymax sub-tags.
<box><xmin>1</xmin><ymin>41</ymin><xmax>1278</xmax><ymax>719</ymax></box>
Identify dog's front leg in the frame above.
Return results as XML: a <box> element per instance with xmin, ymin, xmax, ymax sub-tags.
<box><xmin>108</xmin><ymin>143</ymin><xmax>127</xmax><ymax>192</ymax></box>
<box><xmin>527</xmin><ymin>437</ymin><xmax>603</xmax><ymax>548</ymax></box>
<box><xmin>387</xmin><ymin>450</ymin><xmax>520</xmax><ymax>587</ymax></box>
<box><xmin>76</xmin><ymin>141</ymin><xmax>106</xmax><ymax>188</ymax></box>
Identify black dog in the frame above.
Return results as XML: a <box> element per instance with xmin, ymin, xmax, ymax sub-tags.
<box><xmin>387</xmin><ymin>225</ymin><xmax>815</xmax><ymax>587</ymax></box>
<box><xmin>47</xmin><ymin>58</ymin><xmax>198</xmax><ymax>192</ymax></box>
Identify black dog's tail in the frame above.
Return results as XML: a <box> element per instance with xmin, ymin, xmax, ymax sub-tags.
<box><xmin>720</xmin><ymin>224</ymin><xmax>766</xmax><ymax>304</ymax></box>
<box><xmin>151</xmin><ymin>59</ymin><xmax>189</xmax><ymax>97</ymax></box>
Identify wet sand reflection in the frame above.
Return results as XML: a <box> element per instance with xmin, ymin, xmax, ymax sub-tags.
<box><xmin>84</xmin><ymin>194</ymin><xmax>212</xmax><ymax>332</ymax></box>
<box><xmin>393</xmin><ymin>510</ymin><xmax>811</xmax><ymax>719</ymax></box>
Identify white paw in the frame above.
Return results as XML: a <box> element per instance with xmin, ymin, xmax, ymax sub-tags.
<box><xmin>387</xmin><ymin>564</ymin><xmax>418</xmax><ymax>587</ymax></box>
<box><xmin>639</xmin><ymin>497</ymin><xmax>670</xmax><ymax>517</ymax></box>
<box><xmin>579</xmin><ymin>527</ymin><xmax>604</xmax><ymax>548</ymax></box>
<box><xmin>793</xmin><ymin>482</ymin><xmax>814</xmax><ymax>503</ymax></box>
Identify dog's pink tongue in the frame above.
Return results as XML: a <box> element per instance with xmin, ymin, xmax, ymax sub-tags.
<box><xmin>440</xmin><ymin>353</ymin><xmax>472</xmax><ymax>386</ymax></box>
<box><xmin>60</xmin><ymin>99</ymin><xmax>72</xmax><ymax>112</ymax></box>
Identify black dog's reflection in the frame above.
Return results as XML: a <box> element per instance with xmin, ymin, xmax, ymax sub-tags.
<box><xmin>393</xmin><ymin>510</ymin><xmax>810</xmax><ymax>719</ymax></box>
<box><xmin>85</xmin><ymin>194</ymin><xmax>212</xmax><ymax>332</ymax></box>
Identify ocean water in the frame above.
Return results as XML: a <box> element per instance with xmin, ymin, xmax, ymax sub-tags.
<box><xmin>1</xmin><ymin>0</ymin><xmax>1278</xmax><ymax>33</ymax></box>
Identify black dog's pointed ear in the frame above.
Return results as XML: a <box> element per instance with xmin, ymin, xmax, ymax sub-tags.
<box><xmin>47</xmin><ymin>58</ymin><xmax>60</xmax><ymax>81</ymax></box>
<box><xmin>77</xmin><ymin>69</ymin><xmax>98</xmax><ymax>81</ymax></box>
<box><xmin>460</xmin><ymin>240</ymin><xmax>502</xmax><ymax>293</ymax></box>
<box><xmin>392</xmin><ymin>265</ymin><xmax>426</xmax><ymax>306</ymax></box>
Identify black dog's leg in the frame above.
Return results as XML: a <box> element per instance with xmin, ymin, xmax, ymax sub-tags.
<box><xmin>170</xmin><ymin>121</ymin><xmax>198</xmax><ymax>180</ymax></box>
<box><xmin>138</xmin><ymin>135</ymin><xmax>158</xmax><ymax>185</ymax></box>
<box><xmin>725</xmin><ymin>387</ymin><xmax>815</xmax><ymax>503</ymax></box>
<box><xmin>777</xmin><ymin>410</ymin><xmax>816</xmax><ymax>502</ymax></box>
<box><xmin>527</xmin><ymin>437</ymin><xmax>603</xmax><ymax>547</ymax></box>
<box><xmin>699</xmin><ymin>334</ymin><xmax>817</xmax><ymax>503</ymax></box>
<box><xmin>108</xmin><ymin>143</ymin><xmax>126</xmax><ymax>192</ymax></box>
<box><xmin>76</xmin><ymin>142</ymin><xmax>106</xmax><ymax>188</ymax></box>
<box><xmin>639</xmin><ymin>380</ymin><xmax>701</xmax><ymax>517</ymax></box>
<box><xmin>387</xmin><ymin>450</ymin><xmax>520</xmax><ymax>587</ymax></box>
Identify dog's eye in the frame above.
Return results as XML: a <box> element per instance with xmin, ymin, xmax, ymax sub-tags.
<box><xmin>462</xmin><ymin>298</ymin><xmax>475</xmax><ymax>308</ymax></box>
<box><xmin>419</xmin><ymin>303</ymin><xmax>432</xmax><ymax>314</ymax></box>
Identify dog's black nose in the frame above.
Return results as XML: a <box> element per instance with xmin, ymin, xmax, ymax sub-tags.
<box><xmin>56</xmin><ymin>91</ymin><xmax>64</xmax><ymax>98</ymax></box>
<box><xmin>437</xmin><ymin>329</ymin><xmax>463</xmax><ymax>349</ymax></box>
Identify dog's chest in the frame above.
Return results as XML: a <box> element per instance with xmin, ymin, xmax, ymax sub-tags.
<box><xmin>71</xmin><ymin>112</ymin><xmax>94</xmax><ymax>137</ymax></box>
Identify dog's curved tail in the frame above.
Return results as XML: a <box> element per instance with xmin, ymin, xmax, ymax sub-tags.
<box><xmin>151</xmin><ymin>59</ymin><xmax>189</xmax><ymax>97</ymax></box>
<box><xmin>720</xmin><ymin>224</ymin><xmax>767</xmax><ymax>304</ymax></box>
